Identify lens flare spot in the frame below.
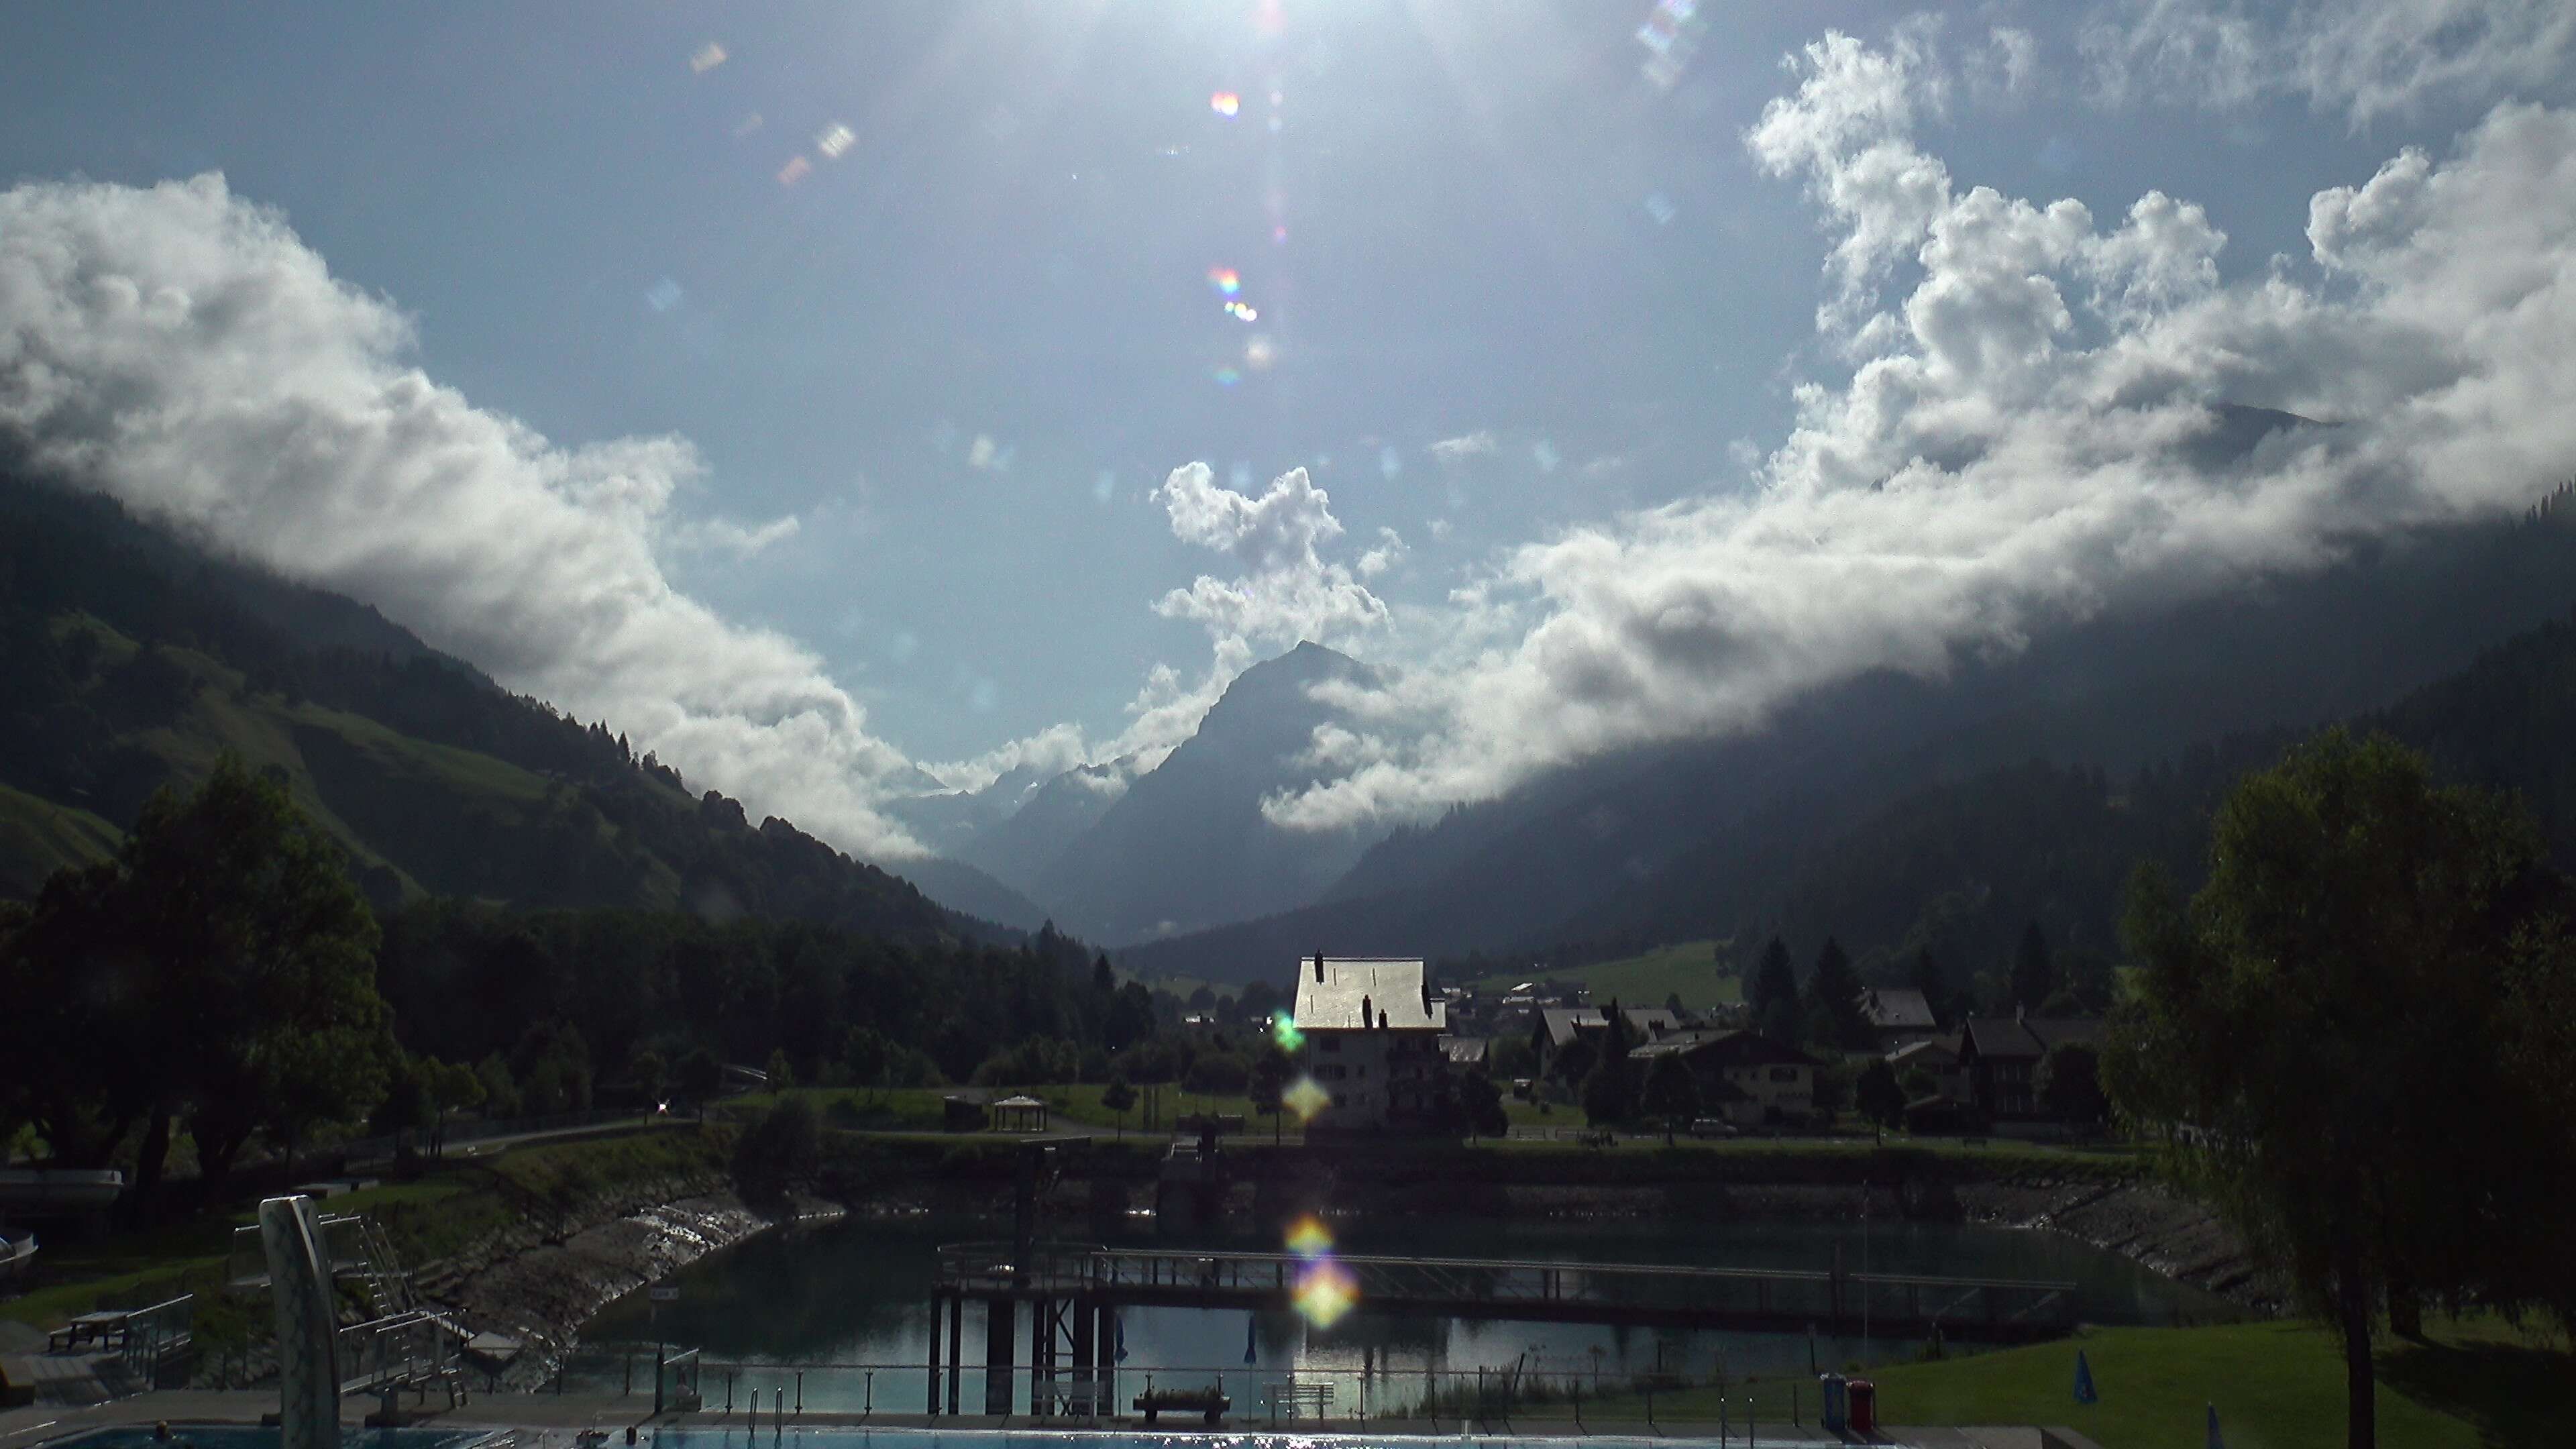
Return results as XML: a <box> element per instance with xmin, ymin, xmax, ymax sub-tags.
<box><xmin>816</xmin><ymin>123</ymin><xmax>857</xmax><ymax>160</ymax></box>
<box><xmin>776</xmin><ymin>156</ymin><xmax>812</xmax><ymax>187</ymax></box>
<box><xmin>1270</xmin><ymin>1010</ymin><xmax>1303</xmax><ymax>1052</ymax></box>
<box><xmin>1225</xmin><ymin>300</ymin><xmax>1259</xmax><ymax>322</ymax></box>
<box><xmin>1213</xmin><ymin>366</ymin><xmax>1242</xmax><ymax>387</ymax></box>
<box><xmin>1208</xmin><ymin>268</ymin><xmax>1242</xmax><ymax>297</ymax></box>
<box><xmin>1245</xmin><ymin>334</ymin><xmax>1277</xmax><ymax>370</ymax></box>
<box><xmin>690</xmin><ymin>42</ymin><xmax>728</xmax><ymax>74</ymax></box>
<box><xmin>1293</xmin><ymin>1260</ymin><xmax>1358</xmax><ymax>1328</ymax></box>
<box><xmin>1286</xmin><ymin>1216</ymin><xmax>1334</xmax><ymax>1258</ymax></box>
<box><xmin>1211</xmin><ymin>92</ymin><xmax>1241</xmax><ymax>117</ymax></box>
<box><xmin>1283</xmin><ymin>1075</ymin><xmax>1330</xmax><ymax>1123</ymax></box>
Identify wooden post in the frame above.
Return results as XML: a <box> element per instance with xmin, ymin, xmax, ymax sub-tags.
<box><xmin>927</xmin><ymin>1296</ymin><xmax>943</xmax><ymax>1414</ymax></box>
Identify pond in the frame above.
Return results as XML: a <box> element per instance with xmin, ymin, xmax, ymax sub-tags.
<box><xmin>569</xmin><ymin>1212</ymin><xmax>2239</xmax><ymax>1415</ymax></box>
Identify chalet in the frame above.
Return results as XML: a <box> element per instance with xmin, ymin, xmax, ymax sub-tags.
<box><xmin>1529</xmin><ymin>1006</ymin><xmax>1682</xmax><ymax>1075</ymax></box>
<box><xmin>1955</xmin><ymin>1014</ymin><xmax>2104</xmax><ymax>1124</ymax></box>
<box><xmin>1630</xmin><ymin>1029</ymin><xmax>1821</xmax><ymax>1126</ymax></box>
<box><xmin>1857</xmin><ymin>986</ymin><xmax>1939</xmax><ymax>1050</ymax></box>
<box><xmin>1886</xmin><ymin>1033</ymin><xmax>1967</xmax><ymax>1104</ymax></box>
<box><xmin>1292</xmin><ymin>955</ymin><xmax>1449</xmax><ymax>1131</ymax></box>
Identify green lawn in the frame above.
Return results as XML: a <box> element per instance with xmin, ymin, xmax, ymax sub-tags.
<box><xmin>1581</xmin><ymin>1320</ymin><xmax>2572</xmax><ymax>1448</ymax></box>
<box><xmin>1468</xmin><ymin>940</ymin><xmax>1743</xmax><ymax>1013</ymax></box>
<box><xmin>721</xmin><ymin>1083</ymin><xmax>1292</xmax><ymax>1140</ymax></box>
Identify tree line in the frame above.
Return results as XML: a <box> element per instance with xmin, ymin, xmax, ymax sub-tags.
<box><xmin>0</xmin><ymin>757</ymin><xmax>1203</xmax><ymax>1217</ymax></box>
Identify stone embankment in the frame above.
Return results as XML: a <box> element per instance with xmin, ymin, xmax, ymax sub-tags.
<box><xmin>413</xmin><ymin>1171</ymin><xmax>769</xmax><ymax>1388</ymax></box>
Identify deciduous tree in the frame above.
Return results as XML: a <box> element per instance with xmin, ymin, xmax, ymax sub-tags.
<box><xmin>2105</xmin><ymin>731</ymin><xmax>2576</xmax><ymax>1449</ymax></box>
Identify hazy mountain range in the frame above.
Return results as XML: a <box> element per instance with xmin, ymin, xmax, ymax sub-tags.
<box><xmin>9</xmin><ymin>457</ymin><xmax>2573</xmax><ymax>1001</ymax></box>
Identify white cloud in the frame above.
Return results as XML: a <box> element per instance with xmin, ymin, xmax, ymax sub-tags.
<box><xmin>1149</xmin><ymin>462</ymin><xmax>1389</xmax><ymax>645</ymax></box>
<box><xmin>0</xmin><ymin>174</ymin><xmax>933</xmax><ymax>857</ymax></box>
<box><xmin>1429</xmin><ymin>430</ymin><xmax>1497</xmax><ymax>462</ymax></box>
<box><xmin>2080</xmin><ymin>0</ymin><xmax>2576</xmax><ymax>124</ymax></box>
<box><xmin>1356</xmin><ymin>527</ymin><xmax>1409</xmax><ymax>578</ymax></box>
<box><xmin>665</xmin><ymin>513</ymin><xmax>802</xmax><ymax>559</ymax></box>
<box><xmin>1258</xmin><ymin>36</ymin><xmax>2576</xmax><ymax>832</ymax></box>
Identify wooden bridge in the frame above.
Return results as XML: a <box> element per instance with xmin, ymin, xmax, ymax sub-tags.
<box><xmin>924</xmin><ymin>1240</ymin><xmax>2076</xmax><ymax>1417</ymax></box>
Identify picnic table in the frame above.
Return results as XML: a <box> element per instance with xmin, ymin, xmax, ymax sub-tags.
<box><xmin>48</xmin><ymin>1311</ymin><xmax>133</xmax><ymax>1352</ymax></box>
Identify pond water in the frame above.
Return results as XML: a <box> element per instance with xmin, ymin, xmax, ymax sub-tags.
<box><xmin>571</xmin><ymin>1212</ymin><xmax>2237</xmax><ymax>1415</ymax></box>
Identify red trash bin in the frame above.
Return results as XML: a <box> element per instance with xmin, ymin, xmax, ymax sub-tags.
<box><xmin>1847</xmin><ymin>1379</ymin><xmax>1877</xmax><ymax>1436</ymax></box>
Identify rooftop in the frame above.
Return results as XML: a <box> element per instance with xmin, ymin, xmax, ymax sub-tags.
<box><xmin>1292</xmin><ymin>955</ymin><xmax>1445</xmax><ymax>1031</ymax></box>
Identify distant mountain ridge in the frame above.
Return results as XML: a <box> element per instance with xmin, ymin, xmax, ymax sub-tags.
<box><xmin>0</xmin><ymin>470</ymin><xmax>1044</xmax><ymax>939</ymax></box>
<box><xmin>1117</xmin><ymin>492</ymin><xmax>2576</xmax><ymax>984</ymax></box>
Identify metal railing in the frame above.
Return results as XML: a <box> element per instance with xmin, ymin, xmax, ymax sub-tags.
<box><xmin>549</xmin><ymin>1350</ymin><xmax>1851</xmax><ymax>1434</ymax></box>
<box><xmin>930</xmin><ymin>1240</ymin><xmax>2077</xmax><ymax>1334</ymax></box>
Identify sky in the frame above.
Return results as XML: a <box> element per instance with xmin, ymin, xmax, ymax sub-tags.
<box><xmin>3</xmin><ymin>1</ymin><xmax>2574</xmax><ymax>861</ymax></box>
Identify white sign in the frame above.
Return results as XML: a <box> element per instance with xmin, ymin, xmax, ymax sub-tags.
<box><xmin>649</xmin><ymin>1285</ymin><xmax>680</xmax><ymax>1303</ymax></box>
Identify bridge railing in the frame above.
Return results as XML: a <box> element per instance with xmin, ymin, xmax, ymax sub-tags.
<box><xmin>550</xmin><ymin>1350</ymin><xmax>1837</xmax><ymax>1430</ymax></box>
<box><xmin>1069</xmin><ymin>1246</ymin><xmax>2076</xmax><ymax>1329</ymax></box>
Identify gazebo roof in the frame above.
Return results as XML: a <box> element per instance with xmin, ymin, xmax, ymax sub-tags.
<box><xmin>993</xmin><ymin>1095</ymin><xmax>1047</xmax><ymax>1109</ymax></box>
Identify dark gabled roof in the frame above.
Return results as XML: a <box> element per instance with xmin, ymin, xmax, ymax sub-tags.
<box><xmin>1858</xmin><ymin>987</ymin><xmax>1937</xmax><ymax>1032</ymax></box>
<box><xmin>1440</xmin><ymin>1035</ymin><xmax>1490</xmax><ymax>1065</ymax></box>
<box><xmin>1538</xmin><ymin>1006</ymin><xmax>1680</xmax><ymax>1048</ymax></box>
<box><xmin>1962</xmin><ymin>1018</ymin><xmax>2045</xmax><ymax>1059</ymax></box>
<box><xmin>1962</xmin><ymin>1016</ymin><xmax>2103</xmax><ymax>1060</ymax></box>
<box><xmin>1635</xmin><ymin>1028</ymin><xmax>1819</xmax><ymax>1069</ymax></box>
<box><xmin>1888</xmin><ymin>1037</ymin><xmax>1959</xmax><ymax>1069</ymax></box>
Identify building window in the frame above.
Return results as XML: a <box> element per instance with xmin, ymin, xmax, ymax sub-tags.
<box><xmin>1332</xmin><ymin>1094</ymin><xmax>1347</xmax><ymax>1110</ymax></box>
<box><xmin>1320</xmin><ymin>1038</ymin><xmax>1342</xmax><ymax>1053</ymax></box>
<box><xmin>1770</xmin><ymin>1067</ymin><xmax>1799</xmax><ymax>1083</ymax></box>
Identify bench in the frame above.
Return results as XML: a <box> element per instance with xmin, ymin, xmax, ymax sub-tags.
<box><xmin>1135</xmin><ymin>1388</ymin><xmax>1230</xmax><ymax>1426</ymax></box>
<box><xmin>1263</xmin><ymin>1380</ymin><xmax>1333</xmax><ymax>1422</ymax></box>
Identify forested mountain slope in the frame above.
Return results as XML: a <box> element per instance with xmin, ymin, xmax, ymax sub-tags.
<box><xmin>0</xmin><ymin>472</ymin><xmax>1038</xmax><ymax>940</ymax></box>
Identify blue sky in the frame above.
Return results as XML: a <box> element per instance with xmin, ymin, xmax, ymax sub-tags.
<box><xmin>4</xmin><ymin>1</ymin><xmax>2573</xmax><ymax>857</ymax></box>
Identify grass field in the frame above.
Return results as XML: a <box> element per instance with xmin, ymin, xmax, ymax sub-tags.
<box><xmin>1571</xmin><ymin>1318</ymin><xmax>2571</xmax><ymax>1448</ymax></box>
<box><xmin>1468</xmin><ymin>940</ymin><xmax>1743</xmax><ymax>1012</ymax></box>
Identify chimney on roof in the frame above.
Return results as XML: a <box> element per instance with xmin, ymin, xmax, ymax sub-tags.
<box><xmin>2015</xmin><ymin>1003</ymin><xmax>2027</xmax><ymax>1024</ymax></box>
<box><xmin>1313</xmin><ymin>953</ymin><xmax>1325</xmax><ymax>983</ymax></box>
<box><xmin>1360</xmin><ymin>994</ymin><xmax>1373</xmax><ymax>1027</ymax></box>
<box><xmin>1379</xmin><ymin>1010</ymin><xmax>1389</xmax><ymax>1030</ymax></box>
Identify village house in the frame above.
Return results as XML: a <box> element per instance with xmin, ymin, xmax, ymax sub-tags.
<box><xmin>1629</xmin><ymin>1029</ymin><xmax>1822</xmax><ymax>1127</ymax></box>
<box><xmin>1529</xmin><ymin>1005</ymin><xmax>1683</xmax><ymax>1077</ymax></box>
<box><xmin>1856</xmin><ymin>985</ymin><xmax>1940</xmax><ymax>1051</ymax></box>
<box><xmin>1955</xmin><ymin>1012</ymin><xmax>2104</xmax><ymax>1128</ymax></box>
<box><xmin>1291</xmin><ymin>955</ymin><xmax>1450</xmax><ymax>1132</ymax></box>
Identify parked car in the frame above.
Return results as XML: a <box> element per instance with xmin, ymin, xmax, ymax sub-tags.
<box><xmin>1688</xmin><ymin>1117</ymin><xmax>1739</xmax><ymax>1139</ymax></box>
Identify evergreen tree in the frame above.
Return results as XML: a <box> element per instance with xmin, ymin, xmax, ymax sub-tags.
<box><xmin>1807</xmin><ymin>938</ymin><xmax>1870</xmax><ymax>1050</ymax></box>
<box><xmin>2009</xmin><ymin>921</ymin><xmax>2056</xmax><ymax>1012</ymax></box>
<box><xmin>1749</xmin><ymin>937</ymin><xmax>1801</xmax><ymax>1042</ymax></box>
<box><xmin>1640</xmin><ymin>1052</ymin><xmax>1702</xmax><ymax>1144</ymax></box>
<box><xmin>1906</xmin><ymin>947</ymin><xmax>1950</xmax><ymax>1027</ymax></box>
<box><xmin>1855</xmin><ymin>1058</ymin><xmax>1906</xmax><ymax>1140</ymax></box>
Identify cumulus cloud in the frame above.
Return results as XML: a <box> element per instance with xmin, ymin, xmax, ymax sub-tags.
<box><xmin>1429</xmin><ymin>431</ymin><xmax>1497</xmax><ymax>462</ymax></box>
<box><xmin>1149</xmin><ymin>462</ymin><xmax>1389</xmax><ymax>645</ymax></box>
<box><xmin>1259</xmin><ymin>33</ymin><xmax>2576</xmax><ymax>832</ymax></box>
<box><xmin>0</xmin><ymin>174</ymin><xmax>932</xmax><ymax>855</ymax></box>
<box><xmin>2080</xmin><ymin>0</ymin><xmax>2576</xmax><ymax>124</ymax></box>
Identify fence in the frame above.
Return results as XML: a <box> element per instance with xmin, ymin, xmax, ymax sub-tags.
<box><xmin>553</xmin><ymin>1346</ymin><xmax>1865</xmax><ymax>1432</ymax></box>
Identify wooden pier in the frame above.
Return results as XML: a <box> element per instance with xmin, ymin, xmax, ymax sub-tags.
<box><xmin>924</xmin><ymin>1240</ymin><xmax>2077</xmax><ymax>1415</ymax></box>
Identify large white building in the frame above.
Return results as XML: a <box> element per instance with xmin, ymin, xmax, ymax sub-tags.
<box><xmin>1291</xmin><ymin>955</ymin><xmax>1448</xmax><ymax>1132</ymax></box>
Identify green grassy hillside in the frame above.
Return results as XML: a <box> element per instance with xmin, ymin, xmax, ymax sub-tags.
<box><xmin>1468</xmin><ymin>938</ymin><xmax>1743</xmax><ymax>1012</ymax></box>
<box><xmin>0</xmin><ymin>473</ymin><xmax>1020</xmax><ymax>944</ymax></box>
